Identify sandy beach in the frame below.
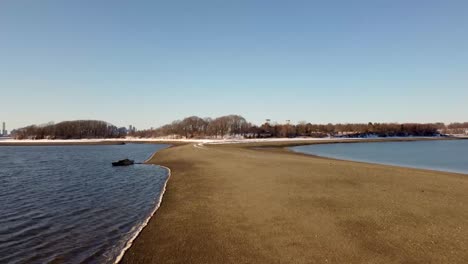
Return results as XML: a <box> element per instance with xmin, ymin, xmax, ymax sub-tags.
<box><xmin>121</xmin><ymin>140</ymin><xmax>468</xmax><ymax>263</ymax></box>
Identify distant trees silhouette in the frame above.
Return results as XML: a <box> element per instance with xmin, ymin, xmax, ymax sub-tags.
<box><xmin>12</xmin><ymin>116</ymin><xmax>468</xmax><ymax>140</ymax></box>
<box><xmin>134</xmin><ymin>115</ymin><xmax>251</xmax><ymax>139</ymax></box>
<box><xmin>133</xmin><ymin>116</ymin><xmax>451</xmax><ymax>138</ymax></box>
<box><xmin>12</xmin><ymin>120</ymin><xmax>126</xmax><ymax>139</ymax></box>
<box><xmin>444</xmin><ymin>122</ymin><xmax>468</xmax><ymax>135</ymax></box>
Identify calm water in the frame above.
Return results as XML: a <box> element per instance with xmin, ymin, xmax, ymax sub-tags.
<box><xmin>291</xmin><ymin>140</ymin><xmax>468</xmax><ymax>174</ymax></box>
<box><xmin>0</xmin><ymin>143</ymin><xmax>169</xmax><ymax>264</ymax></box>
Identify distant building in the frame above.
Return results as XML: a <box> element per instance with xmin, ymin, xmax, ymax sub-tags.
<box><xmin>128</xmin><ymin>125</ymin><xmax>136</xmax><ymax>134</ymax></box>
<box><xmin>1</xmin><ymin>122</ymin><xmax>7</xmax><ymax>136</ymax></box>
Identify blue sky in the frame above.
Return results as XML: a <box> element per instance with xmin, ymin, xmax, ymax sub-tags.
<box><xmin>1</xmin><ymin>0</ymin><xmax>467</xmax><ymax>130</ymax></box>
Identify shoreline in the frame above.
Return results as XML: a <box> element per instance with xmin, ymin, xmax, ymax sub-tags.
<box><xmin>290</xmin><ymin>152</ymin><xmax>468</xmax><ymax>176</ymax></box>
<box><xmin>121</xmin><ymin>141</ymin><xmax>468</xmax><ymax>263</ymax></box>
<box><xmin>285</xmin><ymin>144</ymin><xmax>468</xmax><ymax>176</ymax></box>
<box><xmin>114</xmin><ymin>144</ymin><xmax>174</xmax><ymax>264</ymax></box>
<box><xmin>0</xmin><ymin>135</ymin><xmax>465</xmax><ymax>147</ymax></box>
<box><xmin>114</xmin><ymin>164</ymin><xmax>172</xmax><ymax>264</ymax></box>
<box><xmin>231</xmin><ymin>137</ymin><xmax>468</xmax><ymax>176</ymax></box>
<box><xmin>0</xmin><ymin>140</ymin><xmax>127</xmax><ymax>146</ymax></box>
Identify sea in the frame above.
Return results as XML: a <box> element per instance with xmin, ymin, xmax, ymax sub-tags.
<box><xmin>291</xmin><ymin>139</ymin><xmax>468</xmax><ymax>175</ymax></box>
<box><xmin>0</xmin><ymin>143</ymin><xmax>169</xmax><ymax>263</ymax></box>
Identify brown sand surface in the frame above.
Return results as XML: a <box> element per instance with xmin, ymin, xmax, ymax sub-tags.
<box><xmin>122</xmin><ymin>141</ymin><xmax>468</xmax><ymax>264</ymax></box>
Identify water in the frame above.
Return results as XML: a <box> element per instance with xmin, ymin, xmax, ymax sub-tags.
<box><xmin>291</xmin><ymin>139</ymin><xmax>468</xmax><ymax>175</ymax></box>
<box><xmin>0</xmin><ymin>143</ymin><xmax>169</xmax><ymax>264</ymax></box>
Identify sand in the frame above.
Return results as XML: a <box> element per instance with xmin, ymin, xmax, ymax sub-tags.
<box><xmin>121</xmin><ymin>140</ymin><xmax>468</xmax><ymax>264</ymax></box>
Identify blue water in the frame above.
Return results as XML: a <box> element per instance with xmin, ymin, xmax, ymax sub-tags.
<box><xmin>0</xmin><ymin>143</ymin><xmax>169</xmax><ymax>264</ymax></box>
<box><xmin>291</xmin><ymin>140</ymin><xmax>468</xmax><ymax>175</ymax></box>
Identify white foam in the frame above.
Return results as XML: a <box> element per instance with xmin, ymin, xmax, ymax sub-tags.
<box><xmin>113</xmin><ymin>154</ymin><xmax>171</xmax><ymax>263</ymax></box>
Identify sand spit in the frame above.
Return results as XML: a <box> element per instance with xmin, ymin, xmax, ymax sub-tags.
<box><xmin>121</xmin><ymin>142</ymin><xmax>468</xmax><ymax>263</ymax></box>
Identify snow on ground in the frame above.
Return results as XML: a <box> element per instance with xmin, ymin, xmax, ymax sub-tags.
<box><xmin>0</xmin><ymin>136</ymin><xmax>390</xmax><ymax>145</ymax></box>
<box><xmin>2</xmin><ymin>135</ymin><xmax>458</xmax><ymax>145</ymax></box>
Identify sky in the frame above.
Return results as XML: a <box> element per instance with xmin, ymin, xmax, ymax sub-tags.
<box><xmin>1</xmin><ymin>0</ymin><xmax>467</xmax><ymax>130</ymax></box>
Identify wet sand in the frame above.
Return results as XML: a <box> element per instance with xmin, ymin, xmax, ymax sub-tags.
<box><xmin>121</xmin><ymin>140</ymin><xmax>468</xmax><ymax>263</ymax></box>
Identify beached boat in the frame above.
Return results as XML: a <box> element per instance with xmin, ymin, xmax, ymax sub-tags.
<box><xmin>112</xmin><ymin>159</ymin><xmax>134</xmax><ymax>166</ymax></box>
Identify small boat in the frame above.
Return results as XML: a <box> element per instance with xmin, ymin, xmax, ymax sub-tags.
<box><xmin>112</xmin><ymin>159</ymin><xmax>134</xmax><ymax>166</ymax></box>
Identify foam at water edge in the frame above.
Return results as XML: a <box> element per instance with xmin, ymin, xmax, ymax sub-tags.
<box><xmin>113</xmin><ymin>162</ymin><xmax>171</xmax><ymax>264</ymax></box>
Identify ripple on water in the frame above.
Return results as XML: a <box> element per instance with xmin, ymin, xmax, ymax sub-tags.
<box><xmin>0</xmin><ymin>144</ymin><xmax>169</xmax><ymax>264</ymax></box>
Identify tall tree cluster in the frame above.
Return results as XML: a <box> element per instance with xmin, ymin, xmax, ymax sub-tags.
<box><xmin>134</xmin><ymin>115</ymin><xmax>251</xmax><ymax>138</ymax></box>
<box><xmin>12</xmin><ymin>120</ymin><xmax>127</xmax><ymax>139</ymax></box>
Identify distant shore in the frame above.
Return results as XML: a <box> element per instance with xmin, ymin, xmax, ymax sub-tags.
<box><xmin>0</xmin><ymin>138</ymin><xmax>192</xmax><ymax>146</ymax></box>
<box><xmin>121</xmin><ymin>139</ymin><xmax>468</xmax><ymax>263</ymax></box>
<box><xmin>0</xmin><ymin>139</ymin><xmax>126</xmax><ymax>146</ymax></box>
<box><xmin>0</xmin><ymin>135</ymin><xmax>466</xmax><ymax>147</ymax></box>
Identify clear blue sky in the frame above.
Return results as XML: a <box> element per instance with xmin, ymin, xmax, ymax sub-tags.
<box><xmin>1</xmin><ymin>0</ymin><xmax>467</xmax><ymax>130</ymax></box>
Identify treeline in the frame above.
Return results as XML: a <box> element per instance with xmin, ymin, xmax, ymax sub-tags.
<box><xmin>443</xmin><ymin>122</ymin><xmax>468</xmax><ymax>134</ymax></box>
<box><xmin>134</xmin><ymin>115</ymin><xmax>251</xmax><ymax>138</ymax></box>
<box><xmin>241</xmin><ymin>122</ymin><xmax>441</xmax><ymax>138</ymax></box>
<box><xmin>292</xmin><ymin>122</ymin><xmax>441</xmax><ymax>138</ymax></box>
<box><xmin>134</xmin><ymin>115</ymin><xmax>450</xmax><ymax>138</ymax></box>
<box><xmin>12</xmin><ymin>120</ymin><xmax>128</xmax><ymax>139</ymax></box>
<box><xmin>12</xmin><ymin>116</ymin><xmax>468</xmax><ymax>140</ymax></box>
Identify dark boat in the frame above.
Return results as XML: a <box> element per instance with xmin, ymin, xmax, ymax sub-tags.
<box><xmin>112</xmin><ymin>159</ymin><xmax>134</xmax><ymax>166</ymax></box>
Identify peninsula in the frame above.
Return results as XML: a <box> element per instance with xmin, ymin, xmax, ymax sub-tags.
<box><xmin>121</xmin><ymin>140</ymin><xmax>468</xmax><ymax>263</ymax></box>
